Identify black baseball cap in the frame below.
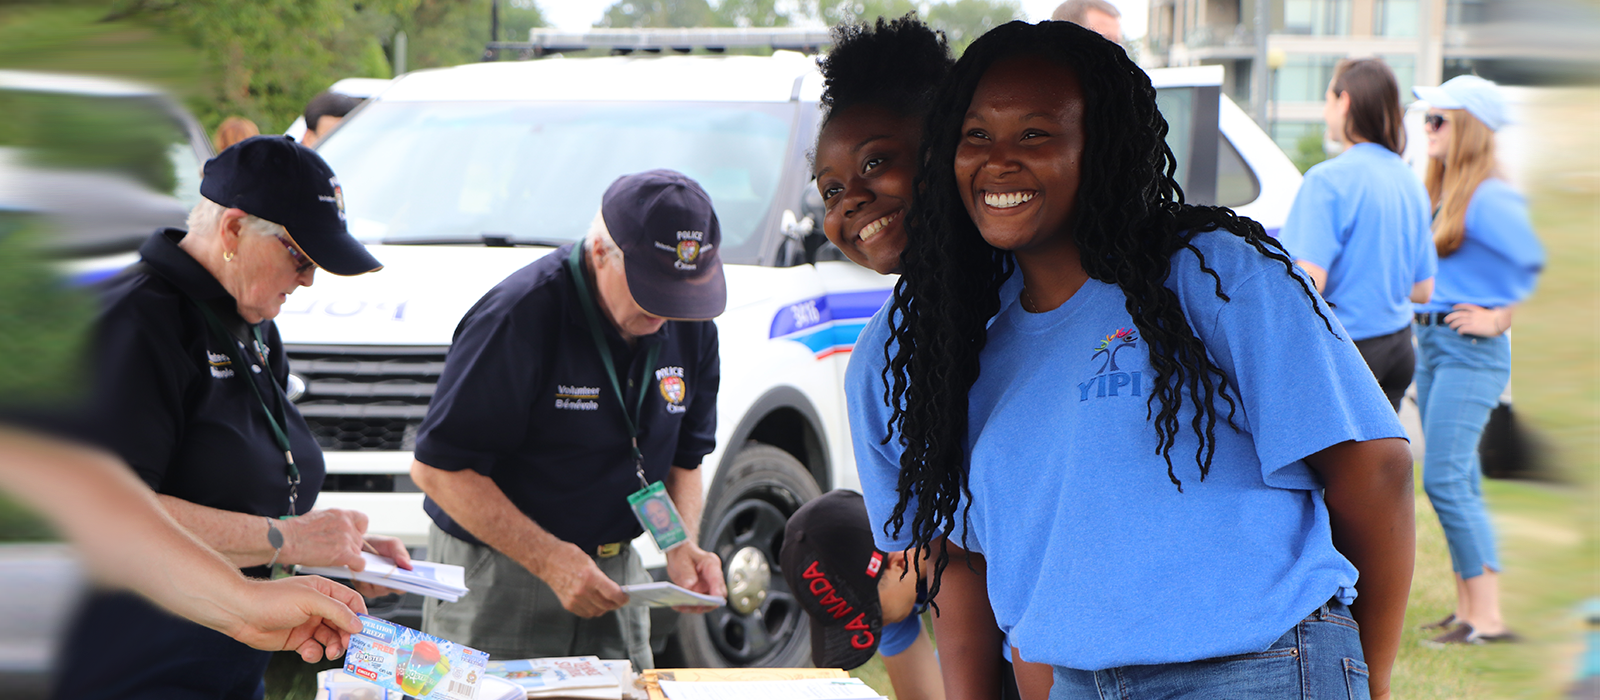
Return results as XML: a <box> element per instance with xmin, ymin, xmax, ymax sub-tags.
<box><xmin>600</xmin><ymin>170</ymin><xmax>726</xmax><ymax>320</ymax></box>
<box><xmin>200</xmin><ymin>135</ymin><xmax>382</xmax><ymax>276</ymax></box>
<box><xmin>779</xmin><ymin>490</ymin><xmax>887</xmax><ymax>670</ymax></box>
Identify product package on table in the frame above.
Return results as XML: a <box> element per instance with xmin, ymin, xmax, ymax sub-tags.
<box><xmin>342</xmin><ymin>614</ymin><xmax>488</xmax><ymax>700</ymax></box>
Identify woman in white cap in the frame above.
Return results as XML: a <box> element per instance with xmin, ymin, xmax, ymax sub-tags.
<box><xmin>1411</xmin><ymin>75</ymin><xmax>1544</xmax><ymax>645</ymax></box>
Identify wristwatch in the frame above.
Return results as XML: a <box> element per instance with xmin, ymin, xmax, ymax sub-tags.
<box><xmin>265</xmin><ymin>518</ymin><xmax>285</xmax><ymax>569</ymax></box>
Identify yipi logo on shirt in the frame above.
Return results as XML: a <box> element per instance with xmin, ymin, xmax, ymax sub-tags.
<box><xmin>799</xmin><ymin>559</ymin><xmax>876</xmax><ymax>649</ymax></box>
<box><xmin>1079</xmin><ymin>327</ymin><xmax>1143</xmax><ymax>402</ymax></box>
<box><xmin>656</xmin><ymin>366</ymin><xmax>687</xmax><ymax>414</ymax></box>
<box><xmin>554</xmin><ymin>384</ymin><xmax>600</xmax><ymax>411</ymax></box>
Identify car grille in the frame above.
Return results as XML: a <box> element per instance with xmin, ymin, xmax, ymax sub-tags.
<box><xmin>285</xmin><ymin>345</ymin><xmax>446</xmax><ymax>452</ymax></box>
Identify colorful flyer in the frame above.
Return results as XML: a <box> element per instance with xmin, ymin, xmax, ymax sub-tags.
<box><xmin>343</xmin><ymin>614</ymin><xmax>488</xmax><ymax>700</ymax></box>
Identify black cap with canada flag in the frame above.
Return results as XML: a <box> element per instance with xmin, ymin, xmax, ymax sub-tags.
<box><xmin>200</xmin><ymin>135</ymin><xmax>382</xmax><ymax>276</ymax></box>
<box><xmin>779</xmin><ymin>490</ymin><xmax>887</xmax><ymax>670</ymax></box>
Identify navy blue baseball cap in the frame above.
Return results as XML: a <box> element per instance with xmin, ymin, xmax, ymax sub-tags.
<box><xmin>200</xmin><ymin>135</ymin><xmax>382</xmax><ymax>276</ymax></box>
<box><xmin>600</xmin><ymin>170</ymin><xmax>726</xmax><ymax>320</ymax></box>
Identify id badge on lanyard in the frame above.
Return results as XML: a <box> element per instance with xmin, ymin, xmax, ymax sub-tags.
<box><xmin>567</xmin><ymin>244</ymin><xmax>690</xmax><ymax>552</ymax></box>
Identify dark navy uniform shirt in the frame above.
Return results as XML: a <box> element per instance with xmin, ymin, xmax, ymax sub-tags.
<box><xmin>417</xmin><ymin>244</ymin><xmax>719</xmax><ymax>551</ymax></box>
<box><xmin>50</xmin><ymin>228</ymin><xmax>327</xmax><ymax>700</ymax></box>
<box><xmin>79</xmin><ymin>229</ymin><xmax>326</xmax><ymax>524</ymax></box>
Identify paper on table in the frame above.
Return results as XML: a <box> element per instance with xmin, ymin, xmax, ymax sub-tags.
<box><xmin>619</xmin><ymin>582</ymin><xmax>724</xmax><ymax>608</ymax></box>
<box><xmin>657</xmin><ymin>679</ymin><xmax>886</xmax><ymax>700</ymax></box>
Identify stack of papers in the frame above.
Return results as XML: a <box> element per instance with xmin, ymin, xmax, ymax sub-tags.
<box><xmin>298</xmin><ymin>552</ymin><xmax>469</xmax><ymax>602</ymax></box>
<box><xmin>620</xmin><ymin>582</ymin><xmax>725</xmax><ymax>608</ymax></box>
<box><xmin>657</xmin><ymin>678</ymin><xmax>886</xmax><ymax>700</ymax></box>
<box><xmin>487</xmin><ymin>656</ymin><xmax>636</xmax><ymax>699</ymax></box>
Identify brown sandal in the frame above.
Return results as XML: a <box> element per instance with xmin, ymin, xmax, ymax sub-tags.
<box><xmin>1420</xmin><ymin>613</ymin><xmax>1458</xmax><ymax>630</ymax></box>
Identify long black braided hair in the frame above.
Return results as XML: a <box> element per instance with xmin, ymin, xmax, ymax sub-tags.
<box><xmin>880</xmin><ymin>20</ymin><xmax>1335</xmax><ymax>602</ymax></box>
<box><xmin>816</xmin><ymin>13</ymin><xmax>952</xmax><ymax>132</ymax></box>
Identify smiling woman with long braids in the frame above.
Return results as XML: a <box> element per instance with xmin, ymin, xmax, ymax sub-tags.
<box><xmin>845</xmin><ymin>21</ymin><xmax>1417</xmax><ymax>700</ymax></box>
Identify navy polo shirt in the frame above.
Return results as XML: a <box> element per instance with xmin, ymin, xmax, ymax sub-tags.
<box><xmin>416</xmin><ymin>244</ymin><xmax>719</xmax><ymax>552</ymax></box>
<box><xmin>49</xmin><ymin>228</ymin><xmax>327</xmax><ymax>700</ymax></box>
<box><xmin>73</xmin><ymin>229</ymin><xmax>326</xmax><ymax>521</ymax></box>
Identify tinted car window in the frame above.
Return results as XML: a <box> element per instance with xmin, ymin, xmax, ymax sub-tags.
<box><xmin>1216</xmin><ymin>134</ymin><xmax>1260</xmax><ymax>207</ymax></box>
<box><xmin>1155</xmin><ymin>87</ymin><xmax>1194</xmax><ymax>193</ymax></box>
<box><xmin>317</xmin><ymin>100</ymin><xmax>795</xmax><ymax>264</ymax></box>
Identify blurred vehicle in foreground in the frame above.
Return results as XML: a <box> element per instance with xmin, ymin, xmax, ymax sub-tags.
<box><xmin>0</xmin><ymin>70</ymin><xmax>211</xmax><ymax>257</ymax></box>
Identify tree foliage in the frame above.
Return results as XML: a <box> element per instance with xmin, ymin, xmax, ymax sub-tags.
<box><xmin>593</xmin><ymin>0</ymin><xmax>1025</xmax><ymax>56</ymax></box>
<box><xmin>95</xmin><ymin>0</ymin><xmax>544</xmax><ymax>133</ymax></box>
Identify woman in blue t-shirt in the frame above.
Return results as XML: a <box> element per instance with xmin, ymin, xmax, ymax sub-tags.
<box><xmin>1409</xmin><ymin>75</ymin><xmax>1543</xmax><ymax>646</ymax></box>
<box><xmin>1279</xmin><ymin>57</ymin><xmax>1436</xmax><ymax>410</ymax></box>
<box><xmin>851</xmin><ymin>21</ymin><xmax>1417</xmax><ymax>700</ymax></box>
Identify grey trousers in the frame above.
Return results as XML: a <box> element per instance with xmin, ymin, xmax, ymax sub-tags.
<box><xmin>422</xmin><ymin>525</ymin><xmax>655</xmax><ymax>670</ymax></box>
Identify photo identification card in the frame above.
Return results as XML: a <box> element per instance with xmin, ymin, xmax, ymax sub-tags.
<box><xmin>344</xmin><ymin>614</ymin><xmax>488</xmax><ymax>700</ymax></box>
<box><xmin>627</xmin><ymin>481</ymin><xmax>688</xmax><ymax>551</ymax></box>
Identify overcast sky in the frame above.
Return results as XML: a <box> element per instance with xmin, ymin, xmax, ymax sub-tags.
<box><xmin>539</xmin><ymin>0</ymin><xmax>1148</xmax><ymax>40</ymax></box>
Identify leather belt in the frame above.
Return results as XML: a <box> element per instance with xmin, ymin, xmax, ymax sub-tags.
<box><xmin>1414</xmin><ymin>312</ymin><xmax>1452</xmax><ymax>326</ymax></box>
<box><xmin>596</xmin><ymin>542</ymin><xmax>625</xmax><ymax>558</ymax></box>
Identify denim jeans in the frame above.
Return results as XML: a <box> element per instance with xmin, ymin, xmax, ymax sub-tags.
<box><xmin>1048</xmin><ymin>600</ymin><xmax>1369</xmax><ymax>700</ymax></box>
<box><xmin>1414</xmin><ymin>323</ymin><xmax>1510</xmax><ymax>578</ymax></box>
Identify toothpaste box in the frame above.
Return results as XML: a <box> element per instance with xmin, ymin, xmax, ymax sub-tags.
<box><xmin>344</xmin><ymin>614</ymin><xmax>489</xmax><ymax>700</ymax></box>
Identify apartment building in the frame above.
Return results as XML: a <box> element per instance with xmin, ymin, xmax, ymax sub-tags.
<box><xmin>1145</xmin><ymin>0</ymin><xmax>1521</xmax><ymax>166</ymax></box>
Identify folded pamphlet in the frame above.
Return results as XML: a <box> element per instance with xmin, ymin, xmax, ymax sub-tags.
<box><xmin>619</xmin><ymin>582</ymin><xmax>725</xmax><ymax>608</ymax></box>
<box><xmin>487</xmin><ymin>655</ymin><xmax>617</xmax><ymax>692</ymax></box>
<box><xmin>298</xmin><ymin>552</ymin><xmax>469</xmax><ymax>602</ymax></box>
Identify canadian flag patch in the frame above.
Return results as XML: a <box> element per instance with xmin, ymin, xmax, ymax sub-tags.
<box><xmin>865</xmin><ymin>552</ymin><xmax>884</xmax><ymax>578</ymax></box>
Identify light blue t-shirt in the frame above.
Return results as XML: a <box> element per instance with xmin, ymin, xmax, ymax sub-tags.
<box><xmin>847</xmin><ymin>230</ymin><xmax>1406</xmax><ymax>671</ymax></box>
<box><xmin>877</xmin><ymin>615</ymin><xmax>922</xmax><ymax>657</ymax></box>
<box><xmin>1279</xmin><ymin>142</ymin><xmax>1437</xmax><ymax>340</ymax></box>
<box><xmin>1415</xmin><ymin>178</ymin><xmax>1544</xmax><ymax>312</ymax></box>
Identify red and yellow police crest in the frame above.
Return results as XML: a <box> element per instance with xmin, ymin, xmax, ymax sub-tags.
<box><xmin>676</xmin><ymin>240</ymin><xmax>700</xmax><ymax>265</ymax></box>
<box><xmin>659</xmin><ymin>376</ymin><xmax>686</xmax><ymax>405</ymax></box>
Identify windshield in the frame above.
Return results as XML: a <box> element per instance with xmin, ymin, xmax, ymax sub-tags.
<box><xmin>317</xmin><ymin>100</ymin><xmax>796</xmax><ymax>263</ymax></box>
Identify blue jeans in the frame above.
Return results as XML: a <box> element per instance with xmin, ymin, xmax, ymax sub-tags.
<box><xmin>1414</xmin><ymin>323</ymin><xmax>1509</xmax><ymax>579</ymax></box>
<box><xmin>1048</xmin><ymin>600</ymin><xmax>1369</xmax><ymax>700</ymax></box>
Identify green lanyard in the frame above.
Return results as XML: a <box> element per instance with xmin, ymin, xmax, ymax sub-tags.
<box><xmin>566</xmin><ymin>243</ymin><xmax>661</xmax><ymax>489</ymax></box>
<box><xmin>190</xmin><ymin>299</ymin><xmax>301</xmax><ymax>516</ymax></box>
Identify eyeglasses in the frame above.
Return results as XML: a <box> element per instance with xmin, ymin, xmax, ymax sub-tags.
<box><xmin>276</xmin><ymin>234</ymin><xmax>316</xmax><ymax>275</ymax></box>
<box><xmin>1424</xmin><ymin>113</ymin><xmax>1449</xmax><ymax>131</ymax></box>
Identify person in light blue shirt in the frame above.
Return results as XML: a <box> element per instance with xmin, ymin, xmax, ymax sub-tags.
<box><xmin>1409</xmin><ymin>75</ymin><xmax>1544</xmax><ymax>646</ymax></box>
<box><xmin>851</xmin><ymin>21</ymin><xmax>1418</xmax><ymax>700</ymax></box>
<box><xmin>1280</xmin><ymin>57</ymin><xmax>1437</xmax><ymax>410</ymax></box>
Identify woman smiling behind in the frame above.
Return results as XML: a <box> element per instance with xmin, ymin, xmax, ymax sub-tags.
<box><xmin>848</xmin><ymin>21</ymin><xmax>1417</xmax><ymax>700</ymax></box>
<box><xmin>813</xmin><ymin>15</ymin><xmax>949</xmax><ymax>275</ymax></box>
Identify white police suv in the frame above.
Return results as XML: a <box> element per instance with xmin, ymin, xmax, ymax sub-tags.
<box><xmin>274</xmin><ymin>43</ymin><xmax>1301</xmax><ymax>668</ymax></box>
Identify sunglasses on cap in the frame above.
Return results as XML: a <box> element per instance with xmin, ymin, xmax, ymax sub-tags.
<box><xmin>1424</xmin><ymin>113</ymin><xmax>1450</xmax><ymax>131</ymax></box>
<box><xmin>277</xmin><ymin>234</ymin><xmax>316</xmax><ymax>274</ymax></box>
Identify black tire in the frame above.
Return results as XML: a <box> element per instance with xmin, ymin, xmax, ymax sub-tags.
<box><xmin>677</xmin><ymin>443</ymin><xmax>821</xmax><ymax>667</ymax></box>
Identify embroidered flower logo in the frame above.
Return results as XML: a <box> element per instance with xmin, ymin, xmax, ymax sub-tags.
<box><xmin>1090</xmin><ymin>327</ymin><xmax>1139</xmax><ymax>374</ymax></box>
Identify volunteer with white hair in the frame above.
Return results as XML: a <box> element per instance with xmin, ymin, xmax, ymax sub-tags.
<box><xmin>52</xmin><ymin>135</ymin><xmax>407</xmax><ymax>700</ymax></box>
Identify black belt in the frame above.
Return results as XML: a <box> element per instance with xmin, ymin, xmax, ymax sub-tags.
<box><xmin>1414</xmin><ymin>312</ymin><xmax>1452</xmax><ymax>326</ymax></box>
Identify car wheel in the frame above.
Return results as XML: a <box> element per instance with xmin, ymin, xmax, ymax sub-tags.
<box><xmin>678</xmin><ymin>443</ymin><xmax>821</xmax><ymax>667</ymax></box>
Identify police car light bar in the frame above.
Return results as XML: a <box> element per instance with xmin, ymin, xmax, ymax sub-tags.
<box><xmin>486</xmin><ymin>27</ymin><xmax>835</xmax><ymax>59</ymax></box>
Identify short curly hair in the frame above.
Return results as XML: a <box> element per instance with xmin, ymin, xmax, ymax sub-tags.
<box><xmin>817</xmin><ymin>14</ymin><xmax>952</xmax><ymax>128</ymax></box>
